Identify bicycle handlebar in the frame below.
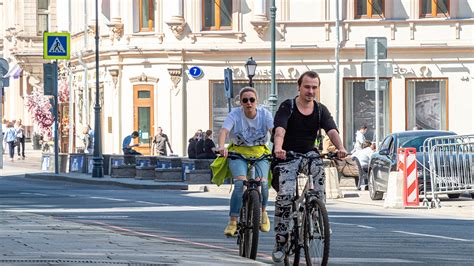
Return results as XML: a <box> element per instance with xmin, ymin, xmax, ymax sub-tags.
<box><xmin>221</xmin><ymin>151</ymin><xmax>273</xmax><ymax>163</ymax></box>
<box><xmin>285</xmin><ymin>151</ymin><xmax>321</xmax><ymax>160</ymax></box>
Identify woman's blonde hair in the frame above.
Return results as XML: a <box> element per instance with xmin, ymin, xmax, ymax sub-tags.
<box><xmin>239</xmin><ymin>86</ymin><xmax>257</xmax><ymax>100</ymax></box>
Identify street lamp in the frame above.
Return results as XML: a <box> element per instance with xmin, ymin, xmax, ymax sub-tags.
<box><xmin>245</xmin><ymin>57</ymin><xmax>257</xmax><ymax>87</ymax></box>
<box><xmin>92</xmin><ymin>0</ymin><xmax>104</xmax><ymax>177</ymax></box>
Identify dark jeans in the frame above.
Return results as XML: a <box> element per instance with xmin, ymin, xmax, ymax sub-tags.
<box><xmin>123</xmin><ymin>149</ymin><xmax>142</xmax><ymax>165</ymax></box>
<box><xmin>17</xmin><ymin>137</ymin><xmax>25</xmax><ymax>158</ymax></box>
<box><xmin>7</xmin><ymin>141</ymin><xmax>15</xmax><ymax>159</ymax></box>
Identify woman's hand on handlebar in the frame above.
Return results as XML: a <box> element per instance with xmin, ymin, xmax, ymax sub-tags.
<box><xmin>274</xmin><ymin>147</ymin><xmax>286</xmax><ymax>160</ymax></box>
<box><xmin>217</xmin><ymin>146</ymin><xmax>228</xmax><ymax>157</ymax></box>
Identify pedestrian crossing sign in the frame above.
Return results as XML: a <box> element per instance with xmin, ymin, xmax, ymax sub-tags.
<box><xmin>43</xmin><ymin>32</ymin><xmax>70</xmax><ymax>60</ymax></box>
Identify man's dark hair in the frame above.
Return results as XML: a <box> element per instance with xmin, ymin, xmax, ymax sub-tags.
<box><xmin>362</xmin><ymin>140</ymin><xmax>372</xmax><ymax>149</ymax></box>
<box><xmin>131</xmin><ymin>131</ymin><xmax>139</xmax><ymax>137</ymax></box>
<box><xmin>297</xmin><ymin>70</ymin><xmax>321</xmax><ymax>87</ymax></box>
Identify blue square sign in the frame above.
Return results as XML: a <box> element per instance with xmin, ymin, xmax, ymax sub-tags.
<box><xmin>43</xmin><ymin>32</ymin><xmax>70</xmax><ymax>60</ymax></box>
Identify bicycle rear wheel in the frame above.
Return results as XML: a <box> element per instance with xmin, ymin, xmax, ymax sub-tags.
<box><xmin>303</xmin><ymin>197</ymin><xmax>330</xmax><ymax>265</ymax></box>
<box><xmin>238</xmin><ymin>206</ymin><xmax>246</xmax><ymax>258</ymax></box>
<box><xmin>244</xmin><ymin>190</ymin><xmax>261</xmax><ymax>260</ymax></box>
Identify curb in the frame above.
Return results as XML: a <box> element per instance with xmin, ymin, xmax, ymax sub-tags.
<box><xmin>24</xmin><ymin>173</ymin><xmax>190</xmax><ymax>190</ymax></box>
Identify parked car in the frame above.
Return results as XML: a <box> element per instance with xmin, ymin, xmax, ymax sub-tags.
<box><xmin>368</xmin><ymin>130</ymin><xmax>457</xmax><ymax>200</ymax></box>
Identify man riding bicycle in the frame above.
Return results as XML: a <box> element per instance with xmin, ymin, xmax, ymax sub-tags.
<box><xmin>272</xmin><ymin>70</ymin><xmax>347</xmax><ymax>262</ymax></box>
<box><xmin>213</xmin><ymin>87</ymin><xmax>274</xmax><ymax>237</ymax></box>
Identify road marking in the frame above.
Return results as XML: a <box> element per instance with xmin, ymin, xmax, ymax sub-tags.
<box><xmin>20</xmin><ymin>192</ymin><xmax>48</xmax><ymax>196</ymax></box>
<box><xmin>91</xmin><ymin>221</ymin><xmax>273</xmax><ymax>261</ymax></box>
<box><xmin>89</xmin><ymin>196</ymin><xmax>128</xmax><ymax>202</ymax></box>
<box><xmin>4</xmin><ymin>205</ymin><xmax>229</xmax><ymax>213</ymax></box>
<box><xmin>393</xmin><ymin>230</ymin><xmax>473</xmax><ymax>242</ymax></box>
<box><xmin>331</xmin><ymin>222</ymin><xmax>375</xmax><ymax>229</ymax></box>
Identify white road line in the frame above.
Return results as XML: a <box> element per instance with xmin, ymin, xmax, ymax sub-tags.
<box><xmin>89</xmin><ymin>196</ymin><xmax>128</xmax><ymax>202</ymax></box>
<box><xmin>330</xmin><ymin>222</ymin><xmax>375</xmax><ymax>229</ymax></box>
<box><xmin>393</xmin><ymin>230</ymin><xmax>473</xmax><ymax>242</ymax></box>
<box><xmin>4</xmin><ymin>205</ymin><xmax>229</xmax><ymax>213</ymax></box>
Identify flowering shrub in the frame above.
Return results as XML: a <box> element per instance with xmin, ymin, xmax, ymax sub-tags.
<box><xmin>58</xmin><ymin>79</ymin><xmax>69</xmax><ymax>103</ymax></box>
<box><xmin>25</xmin><ymin>90</ymin><xmax>54</xmax><ymax>139</ymax></box>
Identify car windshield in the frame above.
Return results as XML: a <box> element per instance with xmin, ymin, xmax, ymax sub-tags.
<box><xmin>398</xmin><ymin>133</ymin><xmax>456</xmax><ymax>152</ymax></box>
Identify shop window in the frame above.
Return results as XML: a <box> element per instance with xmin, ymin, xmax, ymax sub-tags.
<box><xmin>406</xmin><ymin>79</ymin><xmax>447</xmax><ymax>130</ymax></box>
<box><xmin>139</xmin><ymin>0</ymin><xmax>154</xmax><ymax>32</ymax></box>
<box><xmin>420</xmin><ymin>0</ymin><xmax>449</xmax><ymax>18</ymax></box>
<box><xmin>210</xmin><ymin>80</ymin><xmax>300</xmax><ymax>137</ymax></box>
<box><xmin>203</xmin><ymin>0</ymin><xmax>232</xmax><ymax>30</ymax></box>
<box><xmin>343</xmin><ymin>79</ymin><xmax>390</xmax><ymax>150</ymax></box>
<box><xmin>355</xmin><ymin>0</ymin><xmax>385</xmax><ymax>19</ymax></box>
<box><xmin>37</xmin><ymin>0</ymin><xmax>49</xmax><ymax>35</ymax></box>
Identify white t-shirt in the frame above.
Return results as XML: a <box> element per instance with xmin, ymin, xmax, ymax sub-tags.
<box><xmin>222</xmin><ymin>106</ymin><xmax>273</xmax><ymax>146</ymax></box>
<box><xmin>352</xmin><ymin>147</ymin><xmax>374</xmax><ymax>168</ymax></box>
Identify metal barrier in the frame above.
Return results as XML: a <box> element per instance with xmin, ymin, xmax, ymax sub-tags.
<box><xmin>421</xmin><ymin>134</ymin><xmax>474</xmax><ymax>208</ymax></box>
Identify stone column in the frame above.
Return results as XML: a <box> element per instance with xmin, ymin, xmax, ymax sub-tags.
<box><xmin>165</xmin><ymin>0</ymin><xmax>186</xmax><ymax>38</ymax></box>
<box><xmin>108</xmin><ymin>0</ymin><xmax>123</xmax><ymax>43</ymax></box>
<box><xmin>251</xmin><ymin>0</ymin><xmax>269</xmax><ymax>38</ymax></box>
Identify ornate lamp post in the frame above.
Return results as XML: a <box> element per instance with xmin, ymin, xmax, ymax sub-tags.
<box><xmin>92</xmin><ymin>0</ymin><xmax>103</xmax><ymax>177</ymax></box>
<box><xmin>244</xmin><ymin>57</ymin><xmax>257</xmax><ymax>87</ymax></box>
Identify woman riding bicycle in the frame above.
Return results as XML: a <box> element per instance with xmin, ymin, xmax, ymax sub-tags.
<box><xmin>212</xmin><ymin>87</ymin><xmax>274</xmax><ymax>237</ymax></box>
<box><xmin>272</xmin><ymin>71</ymin><xmax>347</xmax><ymax>263</ymax></box>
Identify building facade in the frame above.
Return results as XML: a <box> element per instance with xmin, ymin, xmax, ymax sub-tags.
<box><xmin>2</xmin><ymin>0</ymin><xmax>473</xmax><ymax>155</ymax></box>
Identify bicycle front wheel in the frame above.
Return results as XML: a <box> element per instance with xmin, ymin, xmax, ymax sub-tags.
<box><xmin>244</xmin><ymin>190</ymin><xmax>261</xmax><ymax>260</ymax></box>
<box><xmin>303</xmin><ymin>197</ymin><xmax>330</xmax><ymax>265</ymax></box>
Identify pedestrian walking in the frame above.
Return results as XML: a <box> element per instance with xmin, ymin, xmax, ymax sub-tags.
<box><xmin>4</xmin><ymin>122</ymin><xmax>17</xmax><ymax>162</ymax></box>
<box><xmin>2</xmin><ymin>119</ymin><xmax>7</xmax><ymax>154</ymax></box>
<box><xmin>351</xmin><ymin>125</ymin><xmax>368</xmax><ymax>153</ymax></box>
<box><xmin>82</xmin><ymin>126</ymin><xmax>93</xmax><ymax>154</ymax></box>
<box><xmin>152</xmin><ymin>127</ymin><xmax>173</xmax><ymax>156</ymax></box>
<box><xmin>15</xmin><ymin>119</ymin><xmax>26</xmax><ymax>159</ymax></box>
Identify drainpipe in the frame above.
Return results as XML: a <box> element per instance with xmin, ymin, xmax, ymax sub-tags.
<box><xmin>66</xmin><ymin>0</ymin><xmax>74</xmax><ymax>153</ymax></box>
<box><xmin>77</xmin><ymin>52</ymin><xmax>88</xmax><ymax>127</ymax></box>
<box><xmin>335</xmin><ymin>0</ymin><xmax>341</xmax><ymax>127</ymax></box>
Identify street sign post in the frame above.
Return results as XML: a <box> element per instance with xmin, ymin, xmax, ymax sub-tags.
<box><xmin>224</xmin><ymin>68</ymin><xmax>233</xmax><ymax>113</ymax></box>
<box><xmin>43</xmin><ymin>32</ymin><xmax>70</xmax><ymax>60</ymax></box>
<box><xmin>361</xmin><ymin>62</ymin><xmax>393</xmax><ymax>77</ymax></box>
<box><xmin>43</xmin><ymin>62</ymin><xmax>59</xmax><ymax>174</ymax></box>
<box><xmin>365</xmin><ymin>79</ymin><xmax>389</xmax><ymax>91</ymax></box>
<box><xmin>364</xmin><ymin>37</ymin><xmax>388</xmax><ymax>147</ymax></box>
<box><xmin>0</xmin><ymin>58</ymin><xmax>8</xmax><ymax>169</ymax></box>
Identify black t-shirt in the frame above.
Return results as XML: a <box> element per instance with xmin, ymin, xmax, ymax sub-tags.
<box><xmin>274</xmin><ymin>99</ymin><xmax>338</xmax><ymax>154</ymax></box>
<box><xmin>187</xmin><ymin>138</ymin><xmax>197</xmax><ymax>159</ymax></box>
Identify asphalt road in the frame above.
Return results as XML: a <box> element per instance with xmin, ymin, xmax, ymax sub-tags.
<box><xmin>1</xmin><ymin>176</ymin><xmax>473</xmax><ymax>265</ymax></box>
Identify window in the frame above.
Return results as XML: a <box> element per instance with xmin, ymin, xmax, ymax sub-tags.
<box><xmin>211</xmin><ymin>80</ymin><xmax>300</xmax><ymax>136</ymax></box>
<box><xmin>139</xmin><ymin>0</ymin><xmax>154</xmax><ymax>32</ymax></box>
<box><xmin>420</xmin><ymin>0</ymin><xmax>449</xmax><ymax>18</ymax></box>
<box><xmin>203</xmin><ymin>0</ymin><xmax>232</xmax><ymax>30</ymax></box>
<box><xmin>343</xmin><ymin>79</ymin><xmax>390</xmax><ymax>149</ymax></box>
<box><xmin>406</xmin><ymin>79</ymin><xmax>448</xmax><ymax>130</ymax></box>
<box><xmin>37</xmin><ymin>0</ymin><xmax>49</xmax><ymax>35</ymax></box>
<box><xmin>355</xmin><ymin>0</ymin><xmax>385</xmax><ymax>19</ymax></box>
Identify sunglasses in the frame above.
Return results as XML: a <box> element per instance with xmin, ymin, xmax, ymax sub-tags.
<box><xmin>241</xmin><ymin>97</ymin><xmax>256</xmax><ymax>104</ymax></box>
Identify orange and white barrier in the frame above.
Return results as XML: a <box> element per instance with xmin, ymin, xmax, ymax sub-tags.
<box><xmin>397</xmin><ymin>148</ymin><xmax>419</xmax><ymax>207</ymax></box>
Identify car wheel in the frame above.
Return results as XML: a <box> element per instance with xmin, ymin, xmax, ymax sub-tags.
<box><xmin>368</xmin><ymin>170</ymin><xmax>384</xmax><ymax>200</ymax></box>
<box><xmin>447</xmin><ymin>193</ymin><xmax>461</xmax><ymax>199</ymax></box>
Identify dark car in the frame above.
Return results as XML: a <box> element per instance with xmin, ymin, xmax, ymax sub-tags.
<box><xmin>368</xmin><ymin>130</ymin><xmax>457</xmax><ymax>200</ymax></box>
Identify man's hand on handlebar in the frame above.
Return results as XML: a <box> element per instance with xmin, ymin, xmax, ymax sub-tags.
<box><xmin>336</xmin><ymin>148</ymin><xmax>348</xmax><ymax>159</ymax></box>
<box><xmin>274</xmin><ymin>147</ymin><xmax>286</xmax><ymax>160</ymax></box>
